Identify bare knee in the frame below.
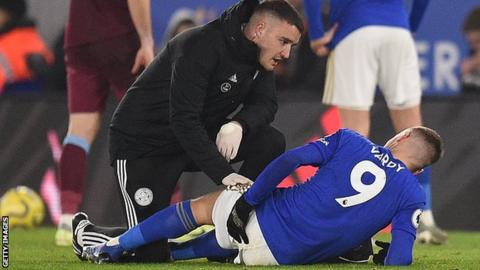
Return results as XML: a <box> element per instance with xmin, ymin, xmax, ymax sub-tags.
<box><xmin>190</xmin><ymin>190</ymin><xmax>223</xmax><ymax>225</ymax></box>
<box><xmin>389</xmin><ymin>105</ymin><xmax>422</xmax><ymax>132</ymax></box>
<box><xmin>67</xmin><ymin>112</ymin><xmax>102</xmax><ymax>143</ymax></box>
<box><xmin>338</xmin><ymin>108</ymin><xmax>370</xmax><ymax>137</ymax></box>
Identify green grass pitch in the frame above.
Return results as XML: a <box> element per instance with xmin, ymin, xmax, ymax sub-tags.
<box><xmin>6</xmin><ymin>227</ymin><xmax>480</xmax><ymax>270</ymax></box>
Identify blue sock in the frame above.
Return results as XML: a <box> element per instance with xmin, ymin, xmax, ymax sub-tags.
<box><xmin>171</xmin><ymin>230</ymin><xmax>238</xmax><ymax>261</ymax></box>
<box><xmin>119</xmin><ymin>201</ymin><xmax>198</xmax><ymax>251</ymax></box>
<box><xmin>417</xmin><ymin>166</ymin><xmax>432</xmax><ymax>210</ymax></box>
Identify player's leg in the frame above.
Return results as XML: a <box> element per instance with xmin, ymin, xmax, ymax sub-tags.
<box><xmin>116</xmin><ymin>155</ymin><xmax>188</xmax><ymax>262</ymax></box>
<box><xmin>210</xmin><ymin>189</ymin><xmax>278</xmax><ymax>266</ymax></box>
<box><xmin>170</xmin><ymin>230</ymin><xmax>238</xmax><ymax>262</ymax></box>
<box><xmin>72</xmin><ymin>212</ymin><xmax>127</xmax><ymax>260</ymax></box>
<box><xmin>388</xmin><ymin>106</ymin><xmax>422</xmax><ymax>132</ymax></box>
<box><xmin>379</xmin><ymin>27</ymin><xmax>447</xmax><ymax>244</ymax></box>
<box><xmin>113</xmin><ymin>191</ymin><xmax>222</xmax><ymax>253</ymax></box>
<box><xmin>235</xmin><ymin>212</ymin><xmax>278</xmax><ymax>266</ymax></box>
<box><xmin>233</xmin><ymin>125</ymin><xmax>285</xmax><ymax>180</ymax></box>
<box><xmin>56</xmin><ymin>46</ymin><xmax>110</xmax><ymax>246</ymax></box>
<box><xmin>73</xmin><ymin>155</ymin><xmax>185</xmax><ymax>261</ymax></box>
<box><xmin>59</xmin><ymin>113</ymin><xmax>102</xmax><ymax>213</ymax></box>
<box><xmin>73</xmin><ymin>32</ymin><xmax>141</xmax><ymax>244</ymax></box>
<box><xmin>68</xmin><ymin>33</ymin><xmax>138</xmax><ymax>248</ymax></box>
<box><xmin>338</xmin><ymin>109</ymin><xmax>370</xmax><ymax>137</ymax></box>
<box><xmin>172</xmin><ymin>188</ymin><xmax>279</xmax><ymax>266</ymax></box>
<box><xmin>119</xmin><ymin>190</ymin><xmax>222</xmax><ymax>250</ymax></box>
<box><xmin>416</xmin><ymin>167</ymin><xmax>448</xmax><ymax>244</ymax></box>
<box><xmin>322</xmin><ymin>27</ymin><xmax>379</xmax><ymax>137</ymax></box>
<box><xmin>83</xmin><ymin>190</ymin><xmax>224</xmax><ymax>263</ymax></box>
<box><xmin>102</xmin><ymin>31</ymin><xmax>139</xmax><ymax>102</ymax></box>
<box><xmin>378</xmin><ymin>26</ymin><xmax>423</xmax><ymax>131</ymax></box>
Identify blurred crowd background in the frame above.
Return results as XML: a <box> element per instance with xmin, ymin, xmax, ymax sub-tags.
<box><xmin>1</xmin><ymin>0</ymin><xmax>479</xmax><ymax>231</ymax></box>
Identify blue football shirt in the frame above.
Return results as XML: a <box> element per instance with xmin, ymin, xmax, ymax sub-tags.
<box><xmin>244</xmin><ymin>129</ymin><xmax>425</xmax><ymax>265</ymax></box>
<box><xmin>303</xmin><ymin>0</ymin><xmax>430</xmax><ymax>48</ymax></box>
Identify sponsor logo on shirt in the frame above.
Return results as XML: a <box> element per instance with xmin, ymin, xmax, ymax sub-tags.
<box><xmin>220</xmin><ymin>82</ymin><xmax>231</xmax><ymax>93</ymax></box>
<box><xmin>318</xmin><ymin>137</ymin><xmax>329</xmax><ymax>146</ymax></box>
<box><xmin>228</xmin><ymin>73</ymin><xmax>238</xmax><ymax>83</ymax></box>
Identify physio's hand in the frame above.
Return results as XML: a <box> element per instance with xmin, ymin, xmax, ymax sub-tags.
<box><xmin>216</xmin><ymin>121</ymin><xmax>243</xmax><ymax>162</ymax></box>
<box><xmin>227</xmin><ymin>194</ymin><xmax>253</xmax><ymax>244</ymax></box>
<box><xmin>310</xmin><ymin>23</ymin><xmax>338</xmax><ymax>57</ymax></box>
<box><xmin>131</xmin><ymin>42</ymin><xmax>155</xmax><ymax>74</ymax></box>
<box><xmin>372</xmin><ymin>240</ymin><xmax>390</xmax><ymax>265</ymax></box>
<box><xmin>222</xmin><ymin>173</ymin><xmax>253</xmax><ymax>186</ymax></box>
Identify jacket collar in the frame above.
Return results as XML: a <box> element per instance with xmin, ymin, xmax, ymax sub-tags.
<box><xmin>219</xmin><ymin>0</ymin><xmax>260</xmax><ymax>66</ymax></box>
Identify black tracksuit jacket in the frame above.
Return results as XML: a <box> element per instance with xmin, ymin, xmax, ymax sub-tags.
<box><xmin>109</xmin><ymin>0</ymin><xmax>277</xmax><ymax>184</ymax></box>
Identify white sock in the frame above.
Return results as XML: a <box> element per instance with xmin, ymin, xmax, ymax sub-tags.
<box><xmin>106</xmin><ymin>237</ymin><xmax>120</xmax><ymax>247</ymax></box>
<box><xmin>58</xmin><ymin>214</ymin><xmax>74</xmax><ymax>228</ymax></box>
<box><xmin>420</xmin><ymin>210</ymin><xmax>435</xmax><ymax>227</ymax></box>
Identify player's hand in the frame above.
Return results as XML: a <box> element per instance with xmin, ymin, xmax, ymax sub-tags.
<box><xmin>131</xmin><ymin>41</ymin><xmax>155</xmax><ymax>74</ymax></box>
<box><xmin>216</xmin><ymin>121</ymin><xmax>243</xmax><ymax>162</ymax></box>
<box><xmin>373</xmin><ymin>240</ymin><xmax>390</xmax><ymax>265</ymax></box>
<box><xmin>310</xmin><ymin>23</ymin><xmax>338</xmax><ymax>57</ymax></box>
<box><xmin>227</xmin><ymin>194</ymin><xmax>253</xmax><ymax>244</ymax></box>
<box><xmin>222</xmin><ymin>173</ymin><xmax>253</xmax><ymax>186</ymax></box>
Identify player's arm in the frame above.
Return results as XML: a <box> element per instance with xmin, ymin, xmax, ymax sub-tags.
<box><xmin>303</xmin><ymin>0</ymin><xmax>325</xmax><ymax>40</ymax></box>
<box><xmin>244</xmin><ymin>130</ymin><xmax>342</xmax><ymax>206</ymax></box>
<box><xmin>409</xmin><ymin>0</ymin><xmax>430</xmax><ymax>32</ymax></box>
<box><xmin>170</xmin><ymin>54</ymin><xmax>236</xmax><ymax>185</ymax></box>
<box><xmin>303</xmin><ymin>0</ymin><xmax>337</xmax><ymax>56</ymax></box>
<box><xmin>127</xmin><ymin>0</ymin><xmax>154</xmax><ymax>73</ymax></box>
<box><xmin>377</xmin><ymin>205</ymin><xmax>424</xmax><ymax>265</ymax></box>
<box><xmin>232</xmin><ymin>71</ymin><xmax>277</xmax><ymax>134</ymax></box>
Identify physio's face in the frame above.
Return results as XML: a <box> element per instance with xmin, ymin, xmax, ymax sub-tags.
<box><xmin>255</xmin><ymin>18</ymin><xmax>301</xmax><ymax>71</ymax></box>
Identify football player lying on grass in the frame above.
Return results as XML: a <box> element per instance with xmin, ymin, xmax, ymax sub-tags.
<box><xmin>79</xmin><ymin>127</ymin><xmax>443</xmax><ymax>266</ymax></box>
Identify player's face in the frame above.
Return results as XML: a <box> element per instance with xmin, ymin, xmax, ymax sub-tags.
<box><xmin>254</xmin><ymin>18</ymin><xmax>301</xmax><ymax>71</ymax></box>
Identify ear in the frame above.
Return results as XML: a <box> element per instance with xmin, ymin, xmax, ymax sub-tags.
<box><xmin>254</xmin><ymin>20</ymin><xmax>266</xmax><ymax>39</ymax></box>
<box><xmin>397</xmin><ymin>129</ymin><xmax>412</xmax><ymax>143</ymax></box>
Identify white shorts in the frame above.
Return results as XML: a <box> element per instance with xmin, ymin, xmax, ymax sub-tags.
<box><xmin>323</xmin><ymin>26</ymin><xmax>422</xmax><ymax>110</ymax></box>
<box><xmin>212</xmin><ymin>190</ymin><xmax>278</xmax><ymax>266</ymax></box>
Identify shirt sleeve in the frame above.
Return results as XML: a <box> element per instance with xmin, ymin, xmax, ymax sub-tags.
<box><xmin>303</xmin><ymin>0</ymin><xmax>325</xmax><ymax>40</ymax></box>
<box><xmin>244</xmin><ymin>130</ymin><xmax>342</xmax><ymax>206</ymax></box>
<box><xmin>385</xmin><ymin>204</ymin><xmax>424</xmax><ymax>265</ymax></box>
<box><xmin>170</xmin><ymin>56</ymin><xmax>234</xmax><ymax>184</ymax></box>
<box><xmin>409</xmin><ymin>0</ymin><xmax>430</xmax><ymax>32</ymax></box>
<box><xmin>232</xmin><ymin>71</ymin><xmax>277</xmax><ymax>134</ymax></box>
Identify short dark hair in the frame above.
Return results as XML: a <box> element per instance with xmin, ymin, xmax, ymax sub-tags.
<box><xmin>463</xmin><ymin>6</ymin><xmax>480</xmax><ymax>32</ymax></box>
<box><xmin>412</xmin><ymin>126</ymin><xmax>444</xmax><ymax>166</ymax></box>
<box><xmin>253</xmin><ymin>0</ymin><xmax>304</xmax><ymax>34</ymax></box>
